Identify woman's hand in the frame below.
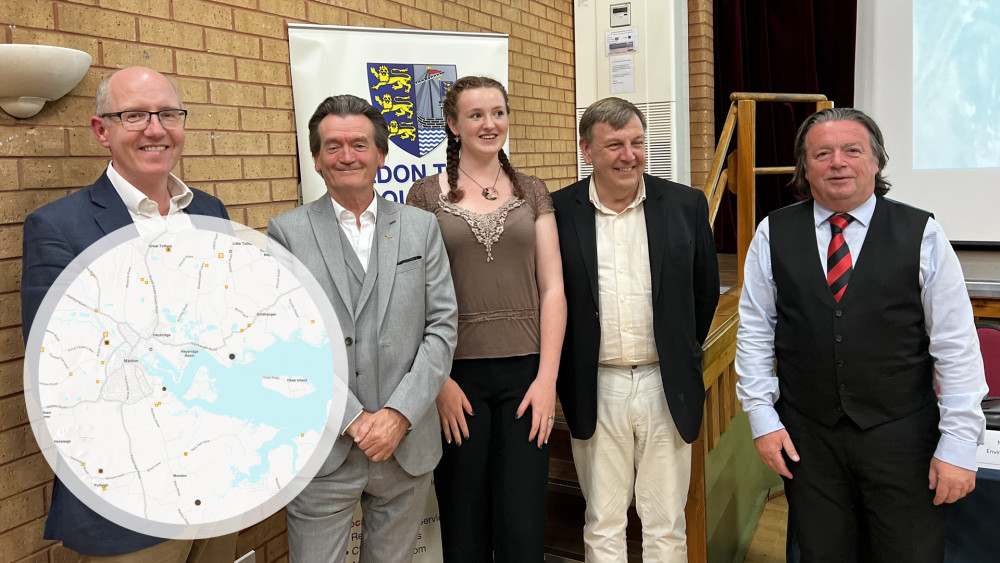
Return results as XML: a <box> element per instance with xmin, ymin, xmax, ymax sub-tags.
<box><xmin>436</xmin><ymin>378</ymin><xmax>473</xmax><ymax>445</ymax></box>
<box><xmin>516</xmin><ymin>375</ymin><xmax>557</xmax><ymax>448</ymax></box>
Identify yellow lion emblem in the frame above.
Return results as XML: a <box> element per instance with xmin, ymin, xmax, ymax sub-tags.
<box><xmin>376</xmin><ymin>93</ymin><xmax>414</xmax><ymax>119</ymax></box>
<box><xmin>388</xmin><ymin>120</ymin><xmax>417</xmax><ymax>141</ymax></box>
<box><xmin>370</xmin><ymin>65</ymin><xmax>412</xmax><ymax>93</ymax></box>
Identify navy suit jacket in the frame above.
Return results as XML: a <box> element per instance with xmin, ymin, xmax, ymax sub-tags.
<box><xmin>21</xmin><ymin>171</ymin><xmax>229</xmax><ymax>556</ymax></box>
<box><xmin>552</xmin><ymin>174</ymin><xmax>719</xmax><ymax>444</ymax></box>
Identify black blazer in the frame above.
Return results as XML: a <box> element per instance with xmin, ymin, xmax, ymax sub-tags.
<box><xmin>552</xmin><ymin>174</ymin><xmax>719</xmax><ymax>443</ymax></box>
<box><xmin>21</xmin><ymin>172</ymin><xmax>229</xmax><ymax>556</ymax></box>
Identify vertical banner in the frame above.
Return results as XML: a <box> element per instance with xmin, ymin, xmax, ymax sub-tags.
<box><xmin>288</xmin><ymin>24</ymin><xmax>509</xmax><ymax>204</ymax></box>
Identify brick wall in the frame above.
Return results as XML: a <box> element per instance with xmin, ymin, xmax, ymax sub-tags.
<box><xmin>0</xmin><ymin>1</ymin><xmax>714</xmax><ymax>561</ymax></box>
<box><xmin>688</xmin><ymin>0</ymin><xmax>715</xmax><ymax>191</ymax></box>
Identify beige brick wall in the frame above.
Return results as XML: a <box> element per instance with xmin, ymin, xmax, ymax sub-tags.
<box><xmin>0</xmin><ymin>1</ymin><xmax>715</xmax><ymax>561</ymax></box>
<box><xmin>688</xmin><ymin>0</ymin><xmax>715</xmax><ymax>191</ymax></box>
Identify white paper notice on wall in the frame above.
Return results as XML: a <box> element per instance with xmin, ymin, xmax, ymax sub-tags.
<box><xmin>605</xmin><ymin>27</ymin><xmax>637</xmax><ymax>55</ymax></box>
<box><xmin>976</xmin><ymin>429</ymin><xmax>1000</xmax><ymax>470</ymax></box>
<box><xmin>610</xmin><ymin>54</ymin><xmax>635</xmax><ymax>94</ymax></box>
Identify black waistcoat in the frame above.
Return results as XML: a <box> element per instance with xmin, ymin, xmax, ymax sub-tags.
<box><xmin>769</xmin><ymin>196</ymin><xmax>934</xmax><ymax>429</ymax></box>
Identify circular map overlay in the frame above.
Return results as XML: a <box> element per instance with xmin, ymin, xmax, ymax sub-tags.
<box><xmin>23</xmin><ymin>216</ymin><xmax>347</xmax><ymax>539</ymax></box>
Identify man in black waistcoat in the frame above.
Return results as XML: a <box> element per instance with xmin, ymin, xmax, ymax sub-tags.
<box><xmin>735</xmin><ymin>108</ymin><xmax>988</xmax><ymax>562</ymax></box>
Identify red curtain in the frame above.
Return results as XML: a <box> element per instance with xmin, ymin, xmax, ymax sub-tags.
<box><xmin>712</xmin><ymin>0</ymin><xmax>858</xmax><ymax>252</ymax></box>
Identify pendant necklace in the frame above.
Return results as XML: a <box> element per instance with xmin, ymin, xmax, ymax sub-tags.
<box><xmin>459</xmin><ymin>165</ymin><xmax>502</xmax><ymax>200</ymax></box>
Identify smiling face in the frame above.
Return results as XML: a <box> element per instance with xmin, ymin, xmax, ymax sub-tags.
<box><xmin>447</xmin><ymin>87</ymin><xmax>509</xmax><ymax>159</ymax></box>
<box><xmin>313</xmin><ymin>113</ymin><xmax>386</xmax><ymax>200</ymax></box>
<box><xmin>803</xmin><ymin>120</ymin><xmax>879</xmax><ymax>212</ymax></box>
<box><xmin>579</xmin><ymin>114</ymin><xmax>645</xmax><ymax>197</ymax></box>
<box><xmin>90</xmin><ymin>68</ymin><xmax>185</xmax><ymax>193</ymax></box>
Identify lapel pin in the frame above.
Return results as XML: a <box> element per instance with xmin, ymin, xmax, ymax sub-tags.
<box><xmin>385</xmin><ymin>234</ymin><xmax>392</xmax><ymax>239</ymax></box>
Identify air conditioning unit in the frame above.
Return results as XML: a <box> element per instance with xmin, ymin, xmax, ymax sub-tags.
<box><xmin>574</xmin><ymin>0</ymin><xmax>691</xmax><ymax>185</ymax></box>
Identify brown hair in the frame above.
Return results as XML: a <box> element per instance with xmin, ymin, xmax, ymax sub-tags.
<box><xmin>578</xmin><ymin>97</ymin><xmax>647</xmax><ymax>144</ymax></box>
<box><xmin>442</xmin><ymin>76</ymin><xmax>523</xmax><ymax>203</ymax></box>
<box><xmin>308</xmin><ymin>94</ymin><xmax>389</xmax><ymax>157</ymax></box>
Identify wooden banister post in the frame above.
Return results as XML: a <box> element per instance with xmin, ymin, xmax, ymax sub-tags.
<box><xmin>736</xmin><ymin>100</ymin><xmax>756</xmax><ymax>286</ymax></box>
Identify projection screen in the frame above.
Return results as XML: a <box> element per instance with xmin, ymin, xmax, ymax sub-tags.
<box><xmin>855</xmin><ymin>0</ymin><xmax>1000</xmax><ymax>244</ymax></box>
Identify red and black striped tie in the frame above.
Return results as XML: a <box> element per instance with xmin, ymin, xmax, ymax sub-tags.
<box><xmin>827</xmin><ymin>213</ymin><xmax>855</xmax><ymax>302</ymax></box>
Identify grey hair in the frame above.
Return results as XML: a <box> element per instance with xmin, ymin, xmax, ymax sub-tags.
<box><xmin>791</xmin><ymin>107</ymin><xmax>892</xmax><ymax>198</ymax></box>
<box><xmin>94</xmin><ymin>68</ymin><xmax>184</xmax><ymax>115</ymax></box>
<box><xmin>308</xmin><ymin>94</ymin><xmax>389</xmax><ymax>156</ymax></box>
<box><xmin>578</xmin><ymin>97</ymin><xmax>647</xmax><ymax>144</ymax></box>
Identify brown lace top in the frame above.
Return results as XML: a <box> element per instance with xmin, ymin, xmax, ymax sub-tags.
<box><xmin>407</xmin><ymin>172</ymin><xmax>554</xmax><ymax>360</ymax></box>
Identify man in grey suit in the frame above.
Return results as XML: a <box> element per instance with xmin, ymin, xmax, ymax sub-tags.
<box><xmin>268</xmin><ymin>95</ymin><xmax>458</xmax><ymax>562</ymax></box>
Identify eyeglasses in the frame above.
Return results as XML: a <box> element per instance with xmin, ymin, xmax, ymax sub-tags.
<box><xmin>100</xmin><ymin>109</ymin><xmax>188</xmax><ymax>131</ymax></box>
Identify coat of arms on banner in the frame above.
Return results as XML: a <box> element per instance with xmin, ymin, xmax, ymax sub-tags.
<box><xmin>368</xmin><ymin>63</ymin><xmax>458</xmax><ymax>157</ymax></box>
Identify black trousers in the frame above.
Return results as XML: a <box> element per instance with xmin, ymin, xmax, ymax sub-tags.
<box><xmin>780</xmin><ymin>401</ymin><xmax>948</xmax><ymax>563</ymax></box>
<box><xmin>434</xmin><ymin>354</ymin><xmax>549</xmax><ymax>563</ymax></box>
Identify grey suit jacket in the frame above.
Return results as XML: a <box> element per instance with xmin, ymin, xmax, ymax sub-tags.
<box><xmin>267</xmin><ymin>194</ymin><xmax>457</xmax><ymax>477</ymax></box>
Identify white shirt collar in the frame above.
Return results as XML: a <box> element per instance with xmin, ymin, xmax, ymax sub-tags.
<box><xmin>329</xmin><ymin>191</ymin><xmax>379</xmax><ymax>227</ymax></box>
<box><xmin>106</xmin><ymin>162</ymin><xmax>193</xmax><ymax>217</ymax></box>
<box><xmin>588</xmin><ymin>175</ymin><xmax>647</xmax><ymax>215</ymax></box>
<box><xmin>812</xmin><ymin>193</ymin><xmax>876</xmax><ymax>229</ymax></box>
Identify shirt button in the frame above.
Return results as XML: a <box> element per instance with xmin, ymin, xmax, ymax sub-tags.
<box><xmin>835</xmin><ymin>310</ymin><xmax>843</xmax><ymax>317</ymax></box>
<box><xmin>835</xmin><ymin>335</ymin><xmax>843</xmax><ymax>343</ymax></box>
<box><xmin>836</xmin><ymin>360</ymin><xmax>845</xmax><ymax>367</ymax></box>
<box><xmin>839</xmin><ymin>384</ymin><xmax>846</xmax><ymax>391</ymax></box>
<box><xmin>345</xmin><ymin>337</ymin><xmax>353</xmax><ymax>346</ymax></box>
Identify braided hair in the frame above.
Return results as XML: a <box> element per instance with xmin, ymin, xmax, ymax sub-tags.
<box><xmin>443</xmin><ymin>76</ymin><xmax>524</xmax><ymax>203</ymax></box>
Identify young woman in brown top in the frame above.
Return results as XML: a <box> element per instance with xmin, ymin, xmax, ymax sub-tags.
<box><xmin>406</xmin><ymin>75</ymin><xmax>566</xmax><ymax>562</ymax></box>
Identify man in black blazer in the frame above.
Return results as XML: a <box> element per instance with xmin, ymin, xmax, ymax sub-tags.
<box><xmin>21</xmin><ymin>67</ymin><xmax>236</xmax><ymax>562</ymax></box>
<box><xmin>552</xmin><ymin>97</ymin><xmax>719</xmax><ymax>562</ymax></box>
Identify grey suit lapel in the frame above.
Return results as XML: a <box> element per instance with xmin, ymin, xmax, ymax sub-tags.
<box><xmin>375</xmin><ymin>198</ymin><xmax>400</xmax><ymax>327</ymax></box>
<box><xmin>308</xmin><ymin>197</ymin><xmax>354</xmax><ymax>312</ymax></box>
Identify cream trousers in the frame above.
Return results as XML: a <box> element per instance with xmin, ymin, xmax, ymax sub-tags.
<box><xmin>571</xmin><ymin>364</ymin><xmax>692</xmax><ymax>563</ymax></box>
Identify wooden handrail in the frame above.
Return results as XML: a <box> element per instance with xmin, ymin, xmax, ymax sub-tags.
<box><xmin>701</xmin><ymin>103</ymin><xmax>738</xmax><ymax>222</ymax></box>
<box><xmin>730</xmin><ymin>92</ymin><xmax>830</xmax><ymax>103</ymax></box>
<box><xmin>755</xmin><ymin>166</ymin><xmax>795</xmax><ymax>175</ymax></box>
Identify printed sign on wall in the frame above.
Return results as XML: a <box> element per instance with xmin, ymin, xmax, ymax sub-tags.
<box><xmin>289</xmin><ymin>25</ymin><xmax>509</xmax><ymax>204</ymax></box>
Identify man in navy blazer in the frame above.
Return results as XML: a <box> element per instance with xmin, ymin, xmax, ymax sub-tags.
<box><xmin>21</xmin><ymin>67</ymin><xmax>236</xmax><ymax>561</ymax></box>
<box><xmin>552</xmin><ymin>97</ymin><xmax>719</xmax><ymax>562</ymax></box>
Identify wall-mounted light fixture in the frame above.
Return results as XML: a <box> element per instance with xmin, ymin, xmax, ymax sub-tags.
<box><xmin>0</xmin><ymin>44</ymin><xmax>92</xmax><ymax>119</ymax></box>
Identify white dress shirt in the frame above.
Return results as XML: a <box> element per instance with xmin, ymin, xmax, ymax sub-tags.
<box><xmin>106</xmin><ymin>162</ymin><xmax>193</xmax><ymax>236</ymax></box>
<box><xmin>330</xmin><ymin>192</ymin><xmax>378</xmax><ymax>271</ymax></box>
<box><xmin>589</xmin><ymin>177</ymin><xmax>658</xmax><ymax>366</ymax></box>
<box><xmin>735</xmin><ymin>194</ymin><xmax>988</xmax><ymax>470</ymax></box>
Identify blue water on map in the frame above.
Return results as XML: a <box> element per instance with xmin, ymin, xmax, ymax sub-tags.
<box><xmin>140</xmin><ymin>330</ymin><xmax>334</xmax><ymax>485</ymax></box>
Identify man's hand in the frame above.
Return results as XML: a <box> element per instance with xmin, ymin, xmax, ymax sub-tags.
<box><xmin>753</xmin><ymin>428</ymin><xmax>800</xmax><ymax>479</ymax></box>
<box><xmin>929</xmin><ymin>457</ymin><xmax>976</xmax><ymax>505</ymax></box>
<box><xmin>354</xmin><ymin>408</ymin><xmax>410</xmax><ymax>462</ymax></box>
<box><xmin>345</xmin><ymin>411</ymin><xmax>372</xmax><ymax>439</ymax></box>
